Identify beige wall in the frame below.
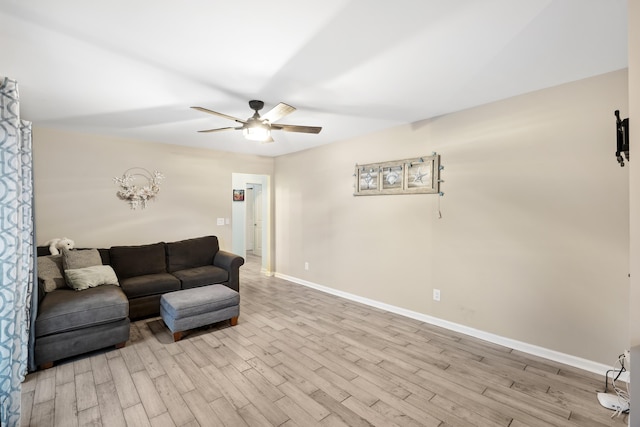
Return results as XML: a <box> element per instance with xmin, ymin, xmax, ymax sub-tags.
<box><xmin>275</xmin><ymin>70</ymin><xmax>629</xmax><ymax>365</ymax></box>
<box><xmin>33</xmin><ymin>128</ymin><xmax>274</xmax><ymax>251</ymax></box>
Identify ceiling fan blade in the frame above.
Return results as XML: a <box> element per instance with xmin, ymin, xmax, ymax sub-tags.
<box><xmin>272</xmin><ymin>124</ymin><xmax>322</xmax><ymax>134</ymax></box>
<box><xmin>191</xmin><ymin>106</ymin><xmax>246</xmax><ymax>124</ymax></box>
<box><xmin>261</xmin><ymin>103</ymin><xmax>295</xmax><ymax>123</ymax></box>
<box><xmin>197</xmin><ymin>126</ymin><xmax>240</xmax><ymax>133</ymax></box>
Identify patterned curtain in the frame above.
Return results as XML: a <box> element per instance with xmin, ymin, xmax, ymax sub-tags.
<box><xmin>0</xmin><ymin>77</ymin><xmax>35</xmax><ymax>426</ymax></box>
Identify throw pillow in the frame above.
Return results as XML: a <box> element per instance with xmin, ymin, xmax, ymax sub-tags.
<box><xmin>37</xmin><ymin>255</ymin><xmax>66</xmax><ymax>292</ymax></box>
<box><xmin>65</xmin><ymin>265</ymin><xmax>119</xmax><ymax>291</ymax></box>
<box><xmin>62</xmin><ymin>248</ymin><xmax>102</xmax><ymax>270</ymax></box>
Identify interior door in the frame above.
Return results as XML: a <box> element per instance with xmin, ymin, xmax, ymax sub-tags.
<box><xmin>254</xmin><ymin>184</ymin><xmax>263</xmax><ymax>253</ymax></box>
<box><xmin>245</xmin><ymin>187</ymin><xmax>255</xmax><ymax>251</ymax></box>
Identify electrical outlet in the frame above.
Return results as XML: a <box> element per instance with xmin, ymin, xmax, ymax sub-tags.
<box><xmin>304</xmin><ymin>262</ymin><xmax>309</xmax><ymax>271</ymax></box>
<box><xmin>433</xmin><ymin>289</ymin><xmax>441</xmax><ymax>301</ymax></box>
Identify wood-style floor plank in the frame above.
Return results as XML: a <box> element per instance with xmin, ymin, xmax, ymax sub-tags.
<box><xmin>75</xmin><ymin>371</ymin><xmax>97</xmax><ymax>414</ymax></box>
<box><xmin>107</xmin><ymin>356</ymin><xmax>141</xmax><ymax>409</ymax></box>
<box><xmin>33</xmin><ymin>374</ymin><xmax>55</xmax><ymax>405</ymax></box>
<box><xmin>30</xmin><ymin>400</ymin><xmax>54</xmax><ymax>427</ymax></box>
<box><xmin>154</xmin><ymin>374</ymin><xmax>196</xmax><ymax>426</ymax></box>
<box><xmin>123</xmin><ymin>403</ymin><xmax>152</xmax><ymax>427</ymax></box>
<box><xmin>131</xmin><ymin>370</ymin><xmax>168</xmax><ymax>419</ymax></box>
<box><xmin>148</xmin><ymin>412</ymin><xmax>176</xmax><ymax>427</ymax></box>
<box><xmin>89</xmin><ymin>353</ymin><xmax>112</xmax><ymax>386</ymax></box>
<box><xmin>95</xmin><ymin>381</ymin><xmax>126</xmax><ymax>427</ymax></box>
<box><xmin>21</xmin><ymin>254</ymin><xmax>628</xmax><ymax>426</ymax></box>
<box><xmin>182</xmin><ymin>389</ymin><xmax>224</xmax><ymax>426</ymax></box>
<box><xmin>77</xmin><ymin>405</ymin><xmax>102</xmax><ymax>427</ymax></box>
<box><xmin>53</xmin><ymin>381</ymin><xmax>77</xmax><ymax>427</ymax></box>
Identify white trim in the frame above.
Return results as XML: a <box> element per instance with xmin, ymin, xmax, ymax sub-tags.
<box><xmin>275</xmin><ymin>272</ymin><xmax>629</xmax><ymax>382</ymax></box>
<box><xmin>232</xmin><ymin>173</ymin><xmax>271</xmax><ymax>273</ymax></box>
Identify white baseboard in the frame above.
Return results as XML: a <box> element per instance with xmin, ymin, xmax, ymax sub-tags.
<box><xmin>275</xmin><ymin>272</ymin><xmax>629</xmax><ymax>382</ymax></box>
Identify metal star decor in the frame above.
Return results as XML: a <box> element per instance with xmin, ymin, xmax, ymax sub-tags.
<box><xmin>412</xmin><ymin>167</ymin><xmax>429</xmax><ymax>184</ymax></box>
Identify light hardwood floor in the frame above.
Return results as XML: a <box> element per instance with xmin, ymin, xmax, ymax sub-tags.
<box><xmin>21</xmin><ymin>254</ymin><xmax>628</xmax><ymax>426</ymax></box>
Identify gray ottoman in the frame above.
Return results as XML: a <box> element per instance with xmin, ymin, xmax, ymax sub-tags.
<box><xmin>160</xmin><ymin>285</ymin><xmax>240</xmax><ymax>341</ymax></box>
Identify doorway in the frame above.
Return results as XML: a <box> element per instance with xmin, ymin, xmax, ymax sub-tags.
<box><xmin>245</xmin><ymin>183</ymin><xmax>263</xmax><ymax>257</ymax></box>
<box><xmin>231</xmin><ymin>173</ymin><xmax>271</xmax><ymax>275</ymax></box>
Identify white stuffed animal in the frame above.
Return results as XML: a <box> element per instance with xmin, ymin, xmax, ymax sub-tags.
<box><xmin>45</xmin><ymin>237</ymin><xmax>75</xmax><ymax>255</ymax></box>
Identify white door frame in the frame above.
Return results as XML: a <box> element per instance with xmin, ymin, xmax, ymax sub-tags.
<box><xmin>250</xmin><ymin>183</ymin><xmax>263</xmax><ymax>253</ymax></box>
<box><xmin>231</xmin><ymin>173</ymin><xmax>271</xmax><ymax>275</ymax></box>
<box><xmin>245</xmin><ymin>186</ymin><xmax>255</xmax><ymax>251</ymax></box>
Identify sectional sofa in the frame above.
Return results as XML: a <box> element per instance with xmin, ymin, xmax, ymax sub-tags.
<box><xmin>34</xmin><ymin>235</ymin><xmax>244</xmax><ymax>369</ymax></box>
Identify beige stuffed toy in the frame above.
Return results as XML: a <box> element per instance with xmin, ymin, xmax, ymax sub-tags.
<box><xmin>44</xmin><ymin>237</ymin><xmax>75</xmax><ymax>255</ymax></box>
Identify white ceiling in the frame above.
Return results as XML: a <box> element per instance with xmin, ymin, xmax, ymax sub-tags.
<box><xmin>0</xmin><ymin>0</ymin><xmax>628</xmax><ymax>157</ymax></box>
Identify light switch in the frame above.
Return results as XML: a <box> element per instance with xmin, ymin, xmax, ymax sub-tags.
<box><xmin>217</xmin><ymin>218</ymin><xmax>225</xmax><ymax>226</ymax></box>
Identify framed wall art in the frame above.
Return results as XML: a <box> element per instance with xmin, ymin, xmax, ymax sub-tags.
<box><xmin>356</xmin><ymin>166</ymin><xmax>379</xmax><ymax>194</ymax></box>
<box><xmin>354</xmin><ymin>154</ymin><xmax>440</xmax><ymax>196</ymax></box>
<box><xmin>233</xmin><ymin>189</ymin><xmax>245</xmax><ymax>201</ymax></box>
<box><xmin>381</xmin><ymin>165</ymin><xmax>404</xmax><ymax>191</ymax></box>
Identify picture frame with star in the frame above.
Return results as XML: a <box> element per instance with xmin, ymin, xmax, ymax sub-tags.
<box><xmin>354</xmin><ymin>154</ymin><xmax>440</xmax><ymax>196</ymax></box>
<box><xmin>405</xmin><ymin>154</ymin><xmax>439</xmax><ymax>194</ymax></box>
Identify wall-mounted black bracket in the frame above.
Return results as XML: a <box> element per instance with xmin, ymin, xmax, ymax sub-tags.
<box><xmin>615</xmin><ymin>110</ymin><xmax>629</xmax><ymax>167</ymax></box>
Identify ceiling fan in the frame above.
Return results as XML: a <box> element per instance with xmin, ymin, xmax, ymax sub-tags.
<box><xmin>191</xmin><ymin>100</ymin><xmax>322</xmax><ymax>143</ymax></box>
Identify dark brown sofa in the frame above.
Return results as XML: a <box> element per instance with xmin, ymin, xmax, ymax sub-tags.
<box><xmin>110</xmin><ymin>236</ymin><xmax>243</xmax><ymax>319</ymax></box>
<box><xmin>34</xmin><ymin>235</ymin><xmax>244</xmax><ymax>368</ymax></box>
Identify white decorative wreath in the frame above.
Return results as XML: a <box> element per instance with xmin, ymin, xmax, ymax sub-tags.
<box><xmin>113</xmin><ymin>168</ymin><xmax>164</xmax><ymax>209</ymax></box>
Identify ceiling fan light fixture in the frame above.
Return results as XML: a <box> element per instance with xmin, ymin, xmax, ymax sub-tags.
<box><xmin>193</xmin><ymin>100</ymin><xmax>321</xmax><ymax>143</ymax></box>
<box><xmin>243</xmin><ymin>121</ymin><xmax>271</xmax><ymax>142</ymax></box>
